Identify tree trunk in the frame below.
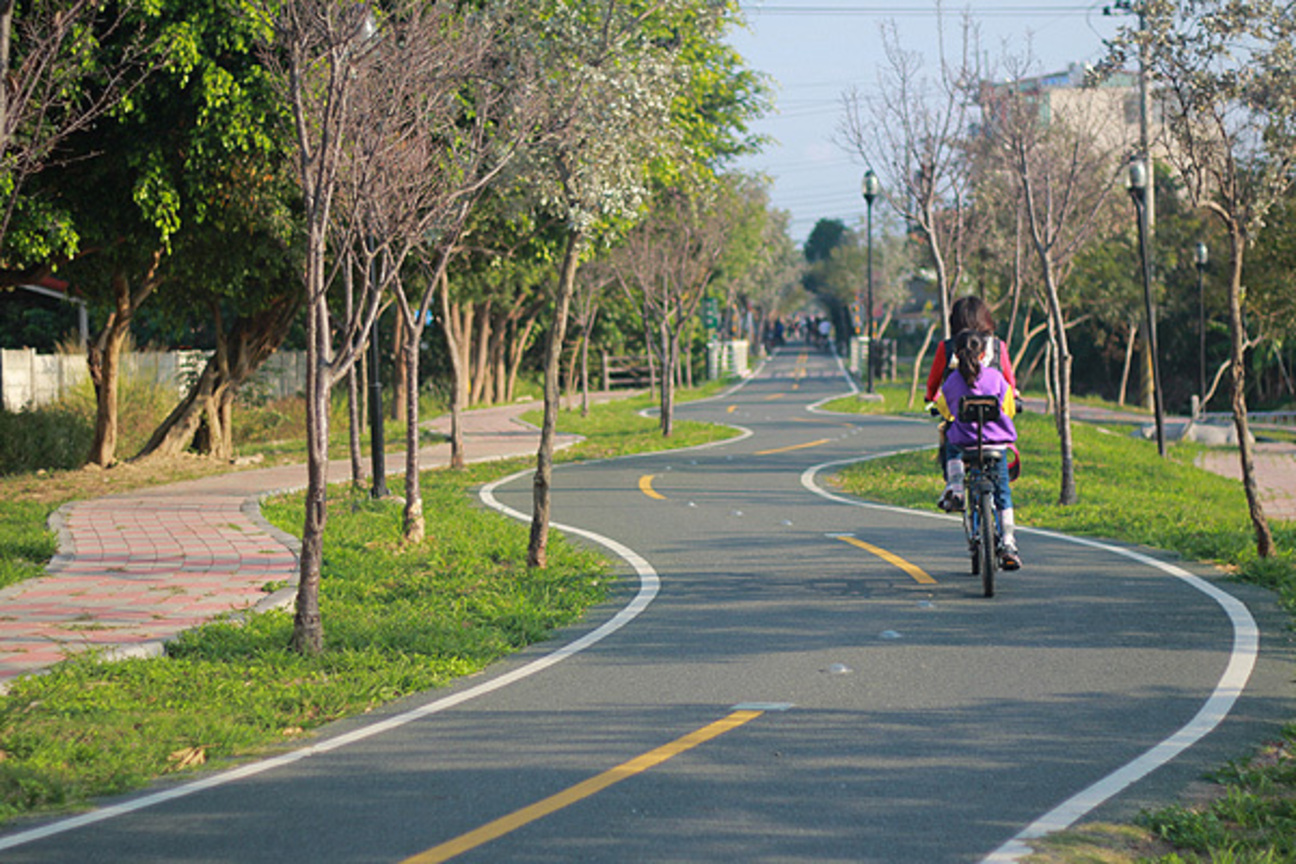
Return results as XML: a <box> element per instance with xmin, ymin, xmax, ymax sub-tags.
<box><xmin>564</xmin><ymin>332</ymin><xmax>580</xmax><ymax>411</ymax></box>
<box><xmin>1117</xmin><ymin>317</ymin><xmax>1137</xmax><ymax>408</ymax></box>
<box><xmin>469</xmin><ymin>300</ymin><xmax>492</xmax><ymax>406</ymax></box>
<box><xmin>87</xmin><ymin>320</ymin><xmax>125</xmax><ymax>466</ymax></box>
<box><xmin>528</xmin><ymin>230</ymin><xmax>582</xmax><ymax>569</ymax></box>
<box><xmin>506</xmin><ymin>311</ymin><xmax>539</xmax><ymax>404</ymax></box>
<box><xmin>134</xmin><ymin>295</ymin><xmax>300</xmax><ymax>462</ymax></box>
<box><xmin>88</xmin><ymin>263</ymin><xmax>160</xmax><ymax>466</ymax></box>
<box><xmin>401</xmin><ymin>311</ymin><xmax>425</xmax><ymax>544</ymax></box>
<box><xmin>660</xmin><ymin>320</ymin><xmax>678</xmax><ymax>437</ymax></box>
<box><xmin>439</xmin><ymin>272</ymin><xmax>466</xmax><ymax>469</ymax></box>
<box><xmin>907</xmin><ymin>319</ymin><xmax>937</xmax><ymax>408</ymax></box>
<box><xmin>391</xmin><ymin>311</ymin><xmax>407</xmax><ymax>422</ymax></box>
<box><xmin>345</xmin><ymin>262</ymin><xmax>365</xmax><ymax>489</ymax></box>
<box><xmin>1042</xmin><ymin>268</ymin><xmax>1077</xmax><ymax>505</ymax></box>
<box><xmin>580</xmin><ymin>317</ymin><xmax>592</xmax><ymax>418</ymax></box>
<box><xmin>1225</xmin><ymin>227</ymin><xmax>1272</xmax><ymax>557</ymax></box>
<box><xmin>292</xmin><ymin>254</ymin><xmax>331</xmax><ymax>656</ymax></box>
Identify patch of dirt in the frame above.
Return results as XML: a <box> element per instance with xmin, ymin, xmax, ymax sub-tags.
<box><xmin>4</xmin><ymin>454</ymin><xmax>249</xmax><ymax>508</ymax></box>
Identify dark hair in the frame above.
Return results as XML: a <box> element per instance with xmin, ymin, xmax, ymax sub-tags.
<box><xmin>955</xmin><ymin>330</ymin><xmax>985</xmax><ymax>385</ymax></box>
<box><xmin>949</xmin><ymin>295</ymin><xmax>995</xmax><ymax>337</ymax></box>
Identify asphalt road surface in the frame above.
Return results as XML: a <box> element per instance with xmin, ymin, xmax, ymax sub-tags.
<box><xmin>2</xmin><ymin>344</ymin><xmax>1290</xmax><ymax>864</ymax></box>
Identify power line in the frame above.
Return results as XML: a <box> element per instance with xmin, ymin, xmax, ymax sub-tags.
<box><xmin>741</xmin><ymin>4</ymin><xmax>1099</xmax><ymax>16</ymax></box>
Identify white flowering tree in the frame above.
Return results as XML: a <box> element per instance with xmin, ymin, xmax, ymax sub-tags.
<box><xmin>514</xmin><ymin>0</ymin><xmax>696</xmax><ymax>568</ymax></box>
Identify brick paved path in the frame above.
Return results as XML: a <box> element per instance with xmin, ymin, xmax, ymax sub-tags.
<box><xmin>0</xmin><ymin>401</ymin><xmax>582</xmax><ymax>687</ymax></box>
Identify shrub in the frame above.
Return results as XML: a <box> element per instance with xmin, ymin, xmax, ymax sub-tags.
<box><xmin>0</xmin><ymin>407</ymin><xmax>93</xmax><ymax>475</ymax></box>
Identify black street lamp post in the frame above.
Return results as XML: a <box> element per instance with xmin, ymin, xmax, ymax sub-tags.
<box><xmin>1195</xmin><ymin>241</ymin><xmax>1209</xmax><ymax>416</ymax></box>
<box><xmin>861</xmin><ymin>169</ymin><xmax>881</xmax><ymax>393</ymax></box>
<box><xmin>1126</xmin><ymin>160</ymin><xmax>1167</xmax><ymax>457</ymax></box>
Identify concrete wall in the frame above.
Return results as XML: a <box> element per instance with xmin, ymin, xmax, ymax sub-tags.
<box><xmin>0</xmin><ymin>349</ymin><xmax>307</xmax><ymax>412</ymax></box>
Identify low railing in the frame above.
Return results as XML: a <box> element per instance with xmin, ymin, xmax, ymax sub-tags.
<box><xmin>1203</xmin><ymin>410</ymin><xmax>1296</xmax><ymax>427</ymax></box>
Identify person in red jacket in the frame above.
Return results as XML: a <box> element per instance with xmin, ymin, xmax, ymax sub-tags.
<box><xmin>926</xmin><ymin>296</ymin><xmax>1018</xmax><ymax>514</ymax></box>
<box><xmin>924</xmin><ymin>296</ymin><xmax>1016</xmax><ymax>405</ymax></box>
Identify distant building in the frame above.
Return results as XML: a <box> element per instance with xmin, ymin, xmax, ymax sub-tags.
<box><xmin>976</xmin><ymin>63</ymin><xmax>1158</xmax><ymax>160</ymax></box>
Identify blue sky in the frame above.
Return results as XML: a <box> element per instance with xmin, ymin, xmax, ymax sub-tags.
<box><xmin>726</xmin><ymin>2</ymin><xmax>1131</xmax><ymax>246</ymax></box>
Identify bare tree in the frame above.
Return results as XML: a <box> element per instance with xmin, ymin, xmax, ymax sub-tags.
<box><xmin>980</xmin><ymin>53</ymin><xmax>1129</xmax><ymax>505</ymax></box>
<box><xmin>840</xmin><ymin>15</ymin><xmax>980</xmax><ymax>339</ymax></box>
<box><xmin>611</xmin><ymin>178</ymin><xmax>731</xmax><ymax>436</ymax></box>
<box><xmin>1104</xmin><ymin>0</ymin><xmax>1296</xmax><ymax>557</ymax></box>
<box><xmin>261</xmin><ymin>0</ymin><xmax>499</xmax><ymax>652</ymax></box>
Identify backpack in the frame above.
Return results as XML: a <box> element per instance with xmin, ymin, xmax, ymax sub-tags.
<box><xmin>942</xmin><ymin>334</ymin><xmax>1004</xmax><ymax>382</ymax></box>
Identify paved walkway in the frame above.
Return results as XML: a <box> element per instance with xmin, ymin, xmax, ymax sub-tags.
<box><xmin>3</xmin><ymin>392</ymin><xmax>1291</xmax><ymax>688</ymax></box>
<box><xmin>0</xmin><ymin>400</ymin><xmax>573</xmax><ymax>686</ymax></box>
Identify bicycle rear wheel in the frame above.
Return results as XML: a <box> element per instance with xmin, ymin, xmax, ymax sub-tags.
<box><xmin>978</xmin><ymin>491</ymin><xmax>996</xmax><ymax>597</ymax></box>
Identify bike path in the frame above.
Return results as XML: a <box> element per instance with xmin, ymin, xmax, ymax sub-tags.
<box><xmin>0</xmin><ymin>347</ymin><xmax>1289</xmax><ymax>863</ymax></box>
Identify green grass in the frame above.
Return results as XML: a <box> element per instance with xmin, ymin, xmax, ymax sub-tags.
<box><xmin>0</xmin><ymin>501</ymin><xmax>59</xmax><ymax>589</ymax></box>
<box><xmin>0</xmin><ymin>386</ymin><xmax>739</xmax><ymax>824</ymax></box>
<box><xmin>820</xmin><ymin>381</ymin><xmax>931</xmax><ymax>417</ymax></box>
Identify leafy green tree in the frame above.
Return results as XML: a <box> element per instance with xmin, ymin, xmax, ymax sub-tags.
<box><xmin>0</xmin><ymin>0</ymin><xmax>157</xmax><ymax>293</ymax></box>
<box><xmin>1106</xmin><ymin>0</ymin><xmax>1296</xmax><ymax>556</ymax></box>
<box><xmin>44</xmin><ymin>0</ymin><xmax>287</xmax><ymax>466</ymax></box>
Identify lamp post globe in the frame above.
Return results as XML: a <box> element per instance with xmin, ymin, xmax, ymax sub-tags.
<box><xmin>861</xmin><ymin>170</ymin><xmax>881</xmax><ymax>393</ymax></box>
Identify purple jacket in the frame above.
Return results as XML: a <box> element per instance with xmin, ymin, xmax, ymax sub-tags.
<box><xmin>936</xmin><ymin>365</ymin><xmax>1018</xmax><ymax>448</ymax></box>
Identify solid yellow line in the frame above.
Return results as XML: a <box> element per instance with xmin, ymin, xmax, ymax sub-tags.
<box><xmin>754</xmin><ymin>438</ymin><xmax>832</xmax><ymax>456</ymax></box>
<box><xmin>638</xmin><ymin>474</ymin><xmax>666</xmax><ymax>500</ymax></box>
<box><xmin>836</xmin><ymin>535</ymin><xmax>937</xmax><ymax>585</ymax></box>
<box><xmin>402</xmin><ymin>710</ymin><xmax>764</xmax><ymax>864</ymax></box>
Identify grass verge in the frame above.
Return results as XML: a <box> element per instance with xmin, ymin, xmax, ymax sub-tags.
<box><xmin>824</xmin><ymin>402</ymin><xmax>1296</xmax><ymax>864</ymax></box>
<box><xmin>0</xmin><ymin>388</ymin><xmax>738</xmax><ymax>826</ymax></box>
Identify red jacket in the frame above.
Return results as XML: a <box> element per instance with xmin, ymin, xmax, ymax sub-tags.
<box><xmin>925</xmin><ymin>335</ymin><xmax>1016</xmax><ymax>404</ymax></box>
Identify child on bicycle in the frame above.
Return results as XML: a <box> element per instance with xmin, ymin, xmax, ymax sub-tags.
<box><xmin>934</xmin><ymin>330</ymin><xmax>1022</xmax><ymax>570</ymax></box>
<box><xmin>926</xmin><ymin>296</ymin><xmax>1017</xmax><ymax>508</ymax></box>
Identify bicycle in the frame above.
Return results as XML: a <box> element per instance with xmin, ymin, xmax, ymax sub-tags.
<box><xmin>958</xmin><ymin>395</ymin><xmax>1006</xmax><ymax>598</ymax></box>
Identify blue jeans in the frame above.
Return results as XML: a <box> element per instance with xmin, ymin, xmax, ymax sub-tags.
<box><xmin>947</xmin><ymin>443</ymin><xmax>1013</xmax><ymax>511</ymax></box>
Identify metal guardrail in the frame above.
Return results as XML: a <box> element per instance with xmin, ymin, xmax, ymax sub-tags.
<box><xmin>1203</xmin><ymin>410</ymin><xmax>1296</xmax><ymax>427</ymax></box>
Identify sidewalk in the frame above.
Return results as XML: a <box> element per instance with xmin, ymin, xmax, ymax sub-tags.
<box><xmin>0</xmin><ymin>400</ymin><xmax>575</xmax><ymax>687</ymax></box>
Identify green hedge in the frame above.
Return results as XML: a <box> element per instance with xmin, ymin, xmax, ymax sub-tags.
<box><xmin>0</xmin><ymin>407</ymin><xmax>93</xmax><ymax>476</ymax></box>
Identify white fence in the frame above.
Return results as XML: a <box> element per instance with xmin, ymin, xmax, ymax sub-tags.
<box><xmin>0</xmin><ymin>348</ymin><xmax>308</xmax><ymax>412</ymax></box>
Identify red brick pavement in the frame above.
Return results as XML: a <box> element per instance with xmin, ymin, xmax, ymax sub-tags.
<box><xmin>1</xmin><ymin>400</ymin><xmax>590</xmax><ymax>687</ymax></box>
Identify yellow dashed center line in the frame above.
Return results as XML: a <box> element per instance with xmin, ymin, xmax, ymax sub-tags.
<box><xmin>638</xmin><ymin>474</ymin><xmax>666</xmax><ymax>500</ymax></box>
<box><xmin>834</xmin><ymin>535</ymin><xmax>937</xmax><ymax>585</ymax></box>
<box><xmin>754</xmin><ymin>438</ymin><xmax>832</xmax><ymax>456</ymax></box>
<box><xmin>402</xmin><ymin>710</ymin><xmax>766</xmax><ymax>864</ymax></box>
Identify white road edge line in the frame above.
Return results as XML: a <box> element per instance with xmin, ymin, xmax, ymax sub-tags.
<box><xmin>801</xmin><ymin>450</ymin><xmax>1259</xmax><ymax>864</ymax></box>
<box><xmin>0</xmin><ymin>469</ymin><xmax>660</xmax><ymax>854</ymax></box>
